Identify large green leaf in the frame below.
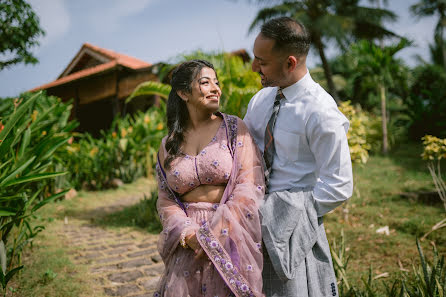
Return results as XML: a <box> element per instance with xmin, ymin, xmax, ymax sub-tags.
<box><xmin>4</xmin><ymin>265</ymin><xmax>23</xmax><ymax>288</ymax></box>
<box><xmin>0</xmin><ymin>92</ymin><xmax>40</xmax><ymax>151</ymax></box>
<box><xmin>0</xmin><ymin>156</ymin><xmax>36</xmax><ymax>187</ymax></box>
<box><xmin>32</xmin><ymin>188</ymin><xmax>69</xmax><ymax>212</ymax></box>
<box><xmin>126</xmin><ymin>81</ymin><xmax>171</xmax><ymax>103</ymax></box>
<box><xmin>18</xmin><ymin>127</ymin><xmax>31</xmax><ymax>159</ymax></box>
<box><xmin>0</xmin><ymin>209</ymin><xmax>16</xmax><ymax>217</ymax></box>
<box><xmin>2</xmin><ymin>172</ymin><xmax>67</xmax><ymax>188</ymax></box>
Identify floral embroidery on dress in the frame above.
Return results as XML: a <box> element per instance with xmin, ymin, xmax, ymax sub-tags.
<box><xmin>221</xmin><ymin>228</ymin><xmax>229</xmax><ymax>236</ymax></box>
<box><xmin>200</xmin><ymin>149</ymin><xmax>207</xmax><ymax>155</ymax></box>
<box><xmin>256</xmin><ymin>242</ymin><xmax>262</xmax><ymax>250</ymax></box>
<box><xmin>224</xmin><ymin>172</ymin><xmax>230</xmax><ymax>179</ymax></box>
<box><xmin>221</xmin><ymin>143</ymin><xmax>228</xmax><ymax>150</ymax></box>
<box><xmin>237</xmin><ymin>141</ymin><xmax>243</xmax><ymax>147</ymax></box>
<box><xmin>197</xmin><ymin>222</ymin><xmax>255</xmax><ymax>297</ymax></box>
<box><xmin>153</xmin><ymin>291</ymin><xmax>160</xmax><ymax>297</ymax></box>
<box><xmin>173</xmin><ymin>169</ymin><xmax>180</xmax><ymax>177</ymax></box>
<box><xmin>246</xmin><ymin>264</ymin><xmax>253</xmax><ymax>272</ymax></box>
<box><xmin>206</xmin><ymin>177</ymin><xmax>213</xmax><ymax>183</ymax></box>
<box><xmin>189</xmin><ymin>182</ymin><xmax>195</xmax><ymax>187</ymax></box>
<box><xmin>185</xmin><ymin>220</ymin><xmax>191</xmax><ymax>226</ymax></box>
<box><xmin>183</xmin><ymin>270</ymin><xmax>190</xmax><ymax>277</ymax></box>
<box><xmin>212</xmin><ymin>203</ymin><xmax>219</xmax><ymax>210</ymax></box>
<box><xmin>246</xmin><ymin>212</ymin><xmax>254</xmax><ymax>220</ymax></box>
<box><xmin>256</xmin><ymin>185</ymin><xmax>263</xmax><ymax>191</ymax></box>
<box><xmin>212</xmin><ymin>160</ymin><xmax>219</xmax><ymax>168</ymax></box>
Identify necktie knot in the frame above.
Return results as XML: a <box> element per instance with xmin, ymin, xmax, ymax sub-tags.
<box><xmin>274</xmin><ymin>89</ymin><xmax>285</xmax><ymax>105</ymax></box>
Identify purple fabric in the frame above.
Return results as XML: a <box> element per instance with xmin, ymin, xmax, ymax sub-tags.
<box><xmin>154</xmin><ymin>114</ymin><xmax>265</xmax><ymax>297</ymax></box>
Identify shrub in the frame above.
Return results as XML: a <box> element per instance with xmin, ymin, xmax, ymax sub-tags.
<box><xmin>338</xmin><ymin>101</ymin><xmax>370</xmax><ymax>164</ymax></box>
<box><xmin>0</xmin><ymin>92</ymin><xmax>75</xmax><ymax>294</ymax></box>
<box><xmin>64</xmin><ymin>102</ymin><xmax>167</xmax><ymax>190</ymax></box>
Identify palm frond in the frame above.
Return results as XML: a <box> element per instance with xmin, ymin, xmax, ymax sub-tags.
<box><xmin>248</xmin><ymin>3</ymin><xmax>297</xmax><ymax>33</ymax></box>
<box><xmin>126</xmin><ymin>81</ymin><xmax>172</xmax><ymax>104</ymax></box>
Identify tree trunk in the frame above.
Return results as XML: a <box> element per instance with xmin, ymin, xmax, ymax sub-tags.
<box><xmin>313</xmin><ymin>35</ymin><xmax>340</xmax><ymax>104</ymax></box>
<box><xmin>380</xmin><ymin>83</ymin><xmax>388</xmax><ymax>154</ymax></box>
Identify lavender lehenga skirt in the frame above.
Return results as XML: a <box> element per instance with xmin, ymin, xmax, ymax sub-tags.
<box><xmin>156</xmin><ymin>202</ymin><xmax>233</xmax><ymax>297</ymax></box>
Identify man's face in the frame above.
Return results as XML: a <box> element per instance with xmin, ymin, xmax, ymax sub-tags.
<box><xmin>252</xmin><ymin>33</ymin><xmax>288</xmax><ymax>87</ymax></box>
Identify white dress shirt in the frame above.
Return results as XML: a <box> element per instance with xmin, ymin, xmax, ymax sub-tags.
<box><xmin>244</xmin><ymin>70</ymin><xmax>353</xmax><ymax>217</ymax></box>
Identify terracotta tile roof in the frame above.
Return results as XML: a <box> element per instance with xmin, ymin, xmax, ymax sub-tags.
<box><xmin>83</xmin><ymin>43</ymin><xmax>151</xmax><ymax>70</ymax></box>
<box><xmin>29</xmin><ymin>61</ymin><xmax>117</xmax><ymax>92</ymax></box>
<box><xmin>30</xmin><ymin>43</ymin><xmax>151</xmax><ymax>92</ymax></box>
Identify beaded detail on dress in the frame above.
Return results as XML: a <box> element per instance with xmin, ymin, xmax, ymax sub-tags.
<box><xmin>162</xmin><ymin>121</ymin><xmax>232</xmax><ymax>195</ymax></box>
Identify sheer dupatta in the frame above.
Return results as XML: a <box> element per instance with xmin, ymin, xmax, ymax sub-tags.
<box><xmin>156</xmin><ymin>114</ymin><xmax>265</xmax><ymax>297</ymax></box>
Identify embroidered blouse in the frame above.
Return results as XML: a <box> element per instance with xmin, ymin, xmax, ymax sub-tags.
<box><xmin>161</xmin><ymin>121</ymin><xmax>233</xmax><ymax>195</ymax></box>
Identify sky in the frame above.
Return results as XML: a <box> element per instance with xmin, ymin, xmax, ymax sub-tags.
<box><xmin>0</xmin><ymin>0</ymin><xmax>438</xmax><ymax>98</ymax></box>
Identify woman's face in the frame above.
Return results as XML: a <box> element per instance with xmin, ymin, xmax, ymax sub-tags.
<box><xmin>185</xmin><ymin>67</ymin><xmax>221</xmax><ymax>112</ymax></box>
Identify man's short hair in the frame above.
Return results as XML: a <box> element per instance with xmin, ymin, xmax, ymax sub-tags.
<box><xmin>260</xmin><ymin>17</ymin><xmax>311</xmax><ymax>57</ymax></box>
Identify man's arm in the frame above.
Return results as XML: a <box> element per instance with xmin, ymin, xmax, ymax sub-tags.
<box><xmin>307</xmin><ymin>108</ymin><xmax>353</xmax><ymax>217</ymax></box>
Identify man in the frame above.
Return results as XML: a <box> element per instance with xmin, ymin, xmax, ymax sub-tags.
<box><xmin>244</xmin><ymin>17</ymin><xmax>353</xmax><ymax>297</ymax></box>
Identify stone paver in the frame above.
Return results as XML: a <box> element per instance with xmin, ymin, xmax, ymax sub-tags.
<box><xmin>57</xmin><ymin>196</ymin><xmax>163</xmax><ymax>296</ymax></box>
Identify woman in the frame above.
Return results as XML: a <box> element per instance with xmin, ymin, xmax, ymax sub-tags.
<box><xmin>154</xmin><ymin>60</ymin><xmax>265</xmax><ymax>297</ymax></box>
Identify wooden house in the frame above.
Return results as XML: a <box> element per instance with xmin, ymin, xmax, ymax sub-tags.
<box><xmin>30</xmin><ymin>43</ymin><xmax>159</xmax><ymax>136</ymax></box>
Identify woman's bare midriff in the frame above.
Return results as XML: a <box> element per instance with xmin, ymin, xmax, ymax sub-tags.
<box><xmin>181</xmin><ymin>184</ymin><xmax>226</xmax><ymax>203</ymax></box>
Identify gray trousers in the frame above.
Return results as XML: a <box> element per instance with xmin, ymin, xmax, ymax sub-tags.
<box><xmin>260</xmin><ymin>189</ymin><xmax>338</xmax><ymax>297</ymax></box>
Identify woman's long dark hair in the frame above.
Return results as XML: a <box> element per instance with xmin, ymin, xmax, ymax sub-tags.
<box><xmin>164</xmin><ymin>59</ymin><xmax>216</xmax><ymax>169</ymax></box>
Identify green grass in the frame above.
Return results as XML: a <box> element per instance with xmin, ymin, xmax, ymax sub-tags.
<box><xmin>7</xmin><ymin>220</ymin><xmax>107</xmax><ymax>297</ymax></box>
<box><xmin>325</xmin><ymin>142</ymin><xmax>446</xmax><ymax>285</ymax></box>
<box><xmin>94</xmin><ymin>190</ymin><xmax>162</xmax><ymax>233</ymax></box>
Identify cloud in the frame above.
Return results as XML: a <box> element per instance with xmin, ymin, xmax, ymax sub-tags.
<box><xmin>88</xmin><ymin>0</ymin><xmax>158</xmax><ymax>33</ymax></box>
<box><xmin>28</xmin><ymin>0</ymin><xmax>71</xmax><ymax>50</ymax></box>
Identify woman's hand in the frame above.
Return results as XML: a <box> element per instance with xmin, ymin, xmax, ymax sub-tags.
<box><xmin>185</xmin><ymin>233</ymin><xmax>208</xmax><ymax>260</ymax></box>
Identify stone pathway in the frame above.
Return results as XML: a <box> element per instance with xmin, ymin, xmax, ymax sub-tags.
<box><xmin>57</xmin><ymin>195</ymin><xmax>163</xmax><ymax>297</ymax></box>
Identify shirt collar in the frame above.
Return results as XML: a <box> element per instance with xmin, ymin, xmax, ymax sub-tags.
<box><xmin>281</xmin><ymin>69</ymin><xmax>312</xmax><ymax>101</ymax></box>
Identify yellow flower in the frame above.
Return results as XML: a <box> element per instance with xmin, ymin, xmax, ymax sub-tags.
<box><xmin>121</xmin><ymin>128</ymin><xmax>127</xmax><ymax>138</ymax></box>
<box><xmin>128</xmin><ymin>126</ymin><xmax>133</xmax><ymax>133</ymax></box>
<box><xmin>31</xmin><ymin>110</ymin><xmax>38</xmax><ymax>122</ymax></box>
<box><xmin>89</xmin><ymin>147</ymin><xmax>99</xmax><ymax>157</ymax></box>
<box><xmin>156</xmin><ymin>123</ymin><xmax>164</xmax><ymax>130</ymax></box>
<box><xmin>144</xmin><ymin>115</ymin><xmax>150</xmax><ymax>124</ymax></box>
<box><xmin>112</xmin><ymin>131</ymin><xmax>117</xmax><ymax>138</ymax></box>
<box><xmin>41</xmin><ymin>131</ymin><xmax>47</xmax><ymax>136</ymax></box>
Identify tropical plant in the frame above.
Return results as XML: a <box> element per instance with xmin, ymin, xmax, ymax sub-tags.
<box><xmin>406</xmin><ymin>64</ymin><xmax>446</xmax><ymax>140</ymax></box>
<box><xmin>405</xmin><ymin>239</ymin><xmax>446</xmax><ymax>297</ymax></box>
<box><xmin>64</xmin><ymin>102</ymin><xmax>167</xmax><ymax>190</ymax></box>
<box><xmin>0</xmin><ymin>0</ymin><xmax>45</xmax><ymax>70</ymax></box>
<box><xmin>420</xmin><ymin>135</ymin><xmax>446</xmax><ymax>240</ymax></box>
<box><xmin>338</xmin><ymin>101</ymin><xmax>371</xmax><ymax>164</ymax></box>
<box><xmin>347</xmin><ymin>39</ymin><xmax>410</xmax><ymax>153</ymax></box>
<box><xmin>411</xmin><ymin>0</ymin><xmax>446</xmax><ymax>71</ymax></box>
<box><xmin>0</xmin><ymin>92</ymin><xmax>75</xmax><ymax>295</ymax></box>
<box><xmin>247</xmin><ymin>0</ymin><xmax>399</xmax><ymax>102</ymax></box>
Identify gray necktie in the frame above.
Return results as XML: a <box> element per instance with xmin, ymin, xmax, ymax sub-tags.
<box><xmin>263</xmin><ymin>88</ymin><xmax>285</xmax><ymax>187</ymax></box>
